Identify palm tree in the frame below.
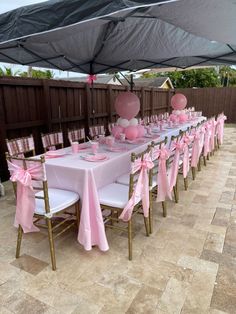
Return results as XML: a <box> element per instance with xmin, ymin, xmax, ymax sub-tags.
<box><xmin>0</xmin><ymin>66</ymin><xmax>21</xmax><ymax>76</ymax></box>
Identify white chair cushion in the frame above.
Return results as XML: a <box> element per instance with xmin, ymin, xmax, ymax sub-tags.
<box><xmin>116</xmin><ymin>173</ymin><xmax>129</xmax><ymax>185</ymax></box>
<box><xmin>35</xmin><ymin>188</ymin><xmax>79</xmax><ymax>216</ymax></box>
<box><xmin>98</xmin><ymin>183</ymin><xmax>130</xmax><ymax>208</ymax></box>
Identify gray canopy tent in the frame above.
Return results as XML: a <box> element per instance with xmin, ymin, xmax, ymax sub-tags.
<box><xmin>0</xmin><ymin>0</ymin><xmax>236</xmax><ymax>76</ymax></box>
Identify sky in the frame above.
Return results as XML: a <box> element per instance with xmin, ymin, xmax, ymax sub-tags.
<box><xmin>0</xmin><ymin>0</ymin><xmax>85</xmax><ymax>78</ymax></box>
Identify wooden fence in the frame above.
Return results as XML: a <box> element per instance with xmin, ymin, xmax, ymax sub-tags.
<box><xmin>1</xmin><ymin>77</ymin><xmax>236</xmax><ymax>181</ymax></box>
<box><xmin>0</xmin><ymin>77</ymin><xmax>173</xmax><ymax>180</ymax></box>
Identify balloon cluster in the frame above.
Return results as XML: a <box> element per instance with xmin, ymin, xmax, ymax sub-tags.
<box><xmin>112</xmin><ymin>92</ymin><xmax>145</xmax><ymax>140</ymax></box>
<box><xmin>169</xmin><ymin>93</ymin><xmax>188</xmax><ymax>123</ymax></box>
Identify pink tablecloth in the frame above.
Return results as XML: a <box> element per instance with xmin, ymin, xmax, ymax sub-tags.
<box><xmin>45</xmin><ymin>117</ymin><xmax>205</xmax><ymax>251</ymax></box>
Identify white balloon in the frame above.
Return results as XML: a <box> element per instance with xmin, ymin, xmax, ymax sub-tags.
<box><xmin>129</xmin><ymin>118</ymin><xmax>138</xmax><ymax>126</ymax></box>
<box><xmin>120</xmin><ymin>118</ymin><xmax>129</xmax><ymax>128</ymax></box>
<box><xmin>175</xmin><ymin>110</ymin><xmax>181</xmax><ymax>115</ymax></box>
<box><xmin>117</xmin><ymin>117</ymin><xmax>122</xmax><ymax>125</ymax></box>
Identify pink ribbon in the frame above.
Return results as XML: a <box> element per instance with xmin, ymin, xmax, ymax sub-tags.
<box><xmin>7</xmin><ymin>161</ymin><xmax>45</xmax><ymax>233</ymax></box>
<box><xmin>169</xmin><ymin>140</ymin><xmax>184</xmax><ymax>191</ymax></box>
<box><xmin>191</xmin><ymin>130</ymin><xmax>201</xmax><ymax>167</ymax></box>
<box><xmin>182</xmin><ymin>134</ymin><xmax>193</xmax><ymax>178</ymax></box>
<box><xmin>119</xmin><ymin>153</ymin><xmax>154</xmax><ymax>222</ymax></box>
<box><xmin>152</xmin><ymin>146</ymin><xmax>172</xmax><ymax>202</ymax></box>
<box><xmin>217</xmin><ymin>115</ymin><xmax>227</xmax><ymax>144</ymax></box>
<box><xmin>87</xmin><ymin>74</ymin><xmax>97</xmax><ymax>85</ymax></box>
<box><xmin>203</xmin><ymin>123</ymin><xmax>212</xmax><ymax>156</ymax></box>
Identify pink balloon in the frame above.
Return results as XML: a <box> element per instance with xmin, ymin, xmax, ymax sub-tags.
<box><xmin>171</xmin><ymin>93</ymin><xmax>187</xmax><ymax>110</ymax></box>
<box><xmin>125</xmin><ymin>125</ymin><xmax>138</xmax><ymax>140</ymax></box>
<box><xmin>114</xmin><ymin>92</ymin><xmax>140</xmax><ymax>120</ymax></box>
<box><xmin>111</xmin><ymin>125</ymin><xmax>123</xmax><ymax>138</ymax></box>
<box><xmin>136</xmin><ymin>124</ymin><xmax>145</xmax><ymax>138</ymax></box>
<box><xmin>179</xmin><ymin>113</ymin><xmax>188</xmax><ymax>123</ymax></box>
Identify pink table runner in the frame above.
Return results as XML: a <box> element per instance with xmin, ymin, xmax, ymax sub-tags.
<box><xmin>45</xmin><ymin>117</ymin><xmax>205</xmax><ymax>251</ymax></box>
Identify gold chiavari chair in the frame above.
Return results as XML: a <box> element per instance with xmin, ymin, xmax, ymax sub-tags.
<box><xmin>41</xmin><ymin>131</ymin><xmax>64</xmax><ymax>152</ymax></box>
<box><xmin>98</xmin><ymin>146</ymin><xmax>152</xmax><ymax>260</ymax></box>
<box><xmin>89</xmin><ymin>125</ymin><xmax>105</xmax><ymax>139</ymax></box>
<box><xmin>6</xmin><ymin>134</ymin><xmax>35</xmax><ymax>157</ymax></box>
<box><xmin>68</xmin><ymin>127</ymin><xmax>85</xmax><ymax>144</ymax></box>
<box><xmin>6</xmin><ymin>153</ymin><xmax>80</xmax><ymax>270</ymax></box>
<box><xmin>108</xmin><ymin>122</ymin><xmax>116</xmax><ymax>134</ymax></box>
<box><xmin>149</xmin><ymin>137</ymin><xmax>168</xmax><ymax>233</ymax></box>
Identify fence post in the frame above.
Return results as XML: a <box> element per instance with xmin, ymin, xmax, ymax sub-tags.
<box><xmin>108</xmin><ymin>85</ymin><xmax>113</xmax><ymax>122</ymax></box>
<box><xmin>151</xmin><ymin>88</ymin><xmax>154</xmax><ymax>115</ymax></box>
<box><xmin>141</xmin><ymin>87</ymin><xmax>145</xmax><ymax>118</ymax></box>
<box><xmin>0</xmin><ymin>89</ymin><xmax>8</xmax><ymax>180</ymax></box>
<box><xmin>42</xmin><ymin>80</ymin><xmax>52</xmax><ymax>131</ymax></box>
<box><xmin>85</xmin><ymin>84</ymin><xmax>91</xmax><ymax>136</ymax></box>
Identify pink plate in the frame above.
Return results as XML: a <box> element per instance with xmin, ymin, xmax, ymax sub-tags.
<box><xmin>84</xmin><ymin>153</ymin><xmax>108</xmax><ymax>162</ymax></box>
<box><xmin>107</xmin><ymin>146</ymin><xmax>127</xmax><ymax>152</ymax></box>
<box><xmin>126</xmin><ymin>138</ymin><xmax>145</xmax><ymax>144</ymax></box>
<box><xmin>78</xmin><ymin>143</ymin><xmax>90</xmax><ymax>150</ymax></box>
<box><xmin>45</xmin><ymin>151</ymin><xmax>67</xmax><ymax>158</ymax></box>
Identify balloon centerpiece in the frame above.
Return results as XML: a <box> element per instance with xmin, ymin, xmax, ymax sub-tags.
<box><xmin>111</xmin><ymin>91</ymin><xmax>143</xmax><ymax>140</ymax></box>
<box><xmin>169</xmin><ymin>93</ymin><xmax>188</xmax><ymax>124</ymax></box>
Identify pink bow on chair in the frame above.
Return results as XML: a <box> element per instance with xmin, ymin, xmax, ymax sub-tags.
<box><xmin>152</xmin><ymin>146</ymin><xmax>172</xmax><ymax>202</ymax></box>
<box><xmin>191</xmin><ymin>130</ymin><xmax>201</xmax><ymax>167</ymax></box>
<box><xmin>119</xmin><ymin>153</ymin><xmax>154</xmax><ymax>222</ymax></box>
<box><xmin>169</xmin><ymin>140</ymin><xmax>184</xmax><ymax>191</ymax></box>
<box><xmin>7</xmin><ymin>161</ymin><xmax>45</xmax><ymax>233</ymax></box>
<box><xmin>182</xmin><ymin>134</ymin><xmax>193</xmax><ymax>178</ymax></box>
<box><xmin>203</xmin><ymin>123</ymin><xmax>212</xmax><ymax>156</ymax></box>
<box><xmin>217</xmin><ymin>115</ymin><xmax>227</xmax><ymax>144</ymax></box>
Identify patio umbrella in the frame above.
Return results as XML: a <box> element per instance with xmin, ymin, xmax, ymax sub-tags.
<box><xmin>0</xmin><ymin>0</ymin><xmax>236</xmax><ymax>75</ymax></box>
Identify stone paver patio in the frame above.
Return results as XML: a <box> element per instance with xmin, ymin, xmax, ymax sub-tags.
<box><xmin>0</xmin><ymin>126</ymin><xmax>236</xmax><ymax>314</ymax></box>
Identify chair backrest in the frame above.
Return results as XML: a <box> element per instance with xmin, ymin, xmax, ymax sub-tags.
<box><xmin>68</xmin><ymin>128</ymin><xmax>85</xmax><ymax>144</ymax></box>
<box><xmin>143</xmin><ymin>116</ymin><xmax>150</xmax><ymax>125</ymax></box>
<box><xmin>150</xmin><ymin>137</ymin><xmax>168</xmax><ymax>177</ymax></box>
<box><xmin>6</xmin><ymin>153</ymin><xmax>50</xmax><ymax>214</ymax></box>
<box><xmin>128</xmin><ymin>145</ymin><xmax>152</xmax><ymax>198</ymax></box>
<box><xmin>168</xmin><ymin>130</ymin><xmax>183</xmax><ymax>165</ymax></box>
<box><xmin>41</xmin><ymin>131</ymin><xmax>64</xmax><ymax>152</ymax></box>
<box><xmin>6</xmin><ymin>134</ymin><xmax>35</xmax><ymax>157</ymax></box>
<box><xmin>108</xmin><ymin>122</ymin><xmax>116</xmax><ymax>134</ymax></box>
<box><xmin>89</xmin><ymin>125</ymin><xmax>105</xmax><ymax>139</ymax></box>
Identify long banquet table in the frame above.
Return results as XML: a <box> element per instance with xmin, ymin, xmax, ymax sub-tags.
<box><xmin>45</xmin><ymin>117</ymin><xmax>205</xmax><ymax>251</ymax></box>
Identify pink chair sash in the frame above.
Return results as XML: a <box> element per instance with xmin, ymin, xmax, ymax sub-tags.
<box><xmin>203</xmin><ymin>123</ymin><xmax>212</xmax><ymax>156</ymax></box>
<box><xmin>191</xmin><ymin>130</ymin><xmax>201</xmax><ymax>167</ymax></box>
<box><xmin>119</xmin><ymin>153</ymin><xmax>154</xmax><ymax>222</ymax></box>
<box><xmin>7</xmin><ymin>161</ymin><xmax>46</xmax><ymax>233</ymax></box>
<box><xmin>217</xmin><ymin>115</ymin><xmax>227</xmax><ymax>144</ymax></box>
<box><xmin>152</xmin><ymin>146</ymin><xmax>172</xmax><ymax>202</ymax></box>
<box><xmin>210</xmin><ymin>119</ymin><xmax>217</xmax><ymax>151</ymax></box>
<box><xmin>182</xmin><ymin>134</ymin><xmax>193</xmax><ymax>178</ymax></box>
<box><xmin>169</xmin><ymin>140</ymin><xmax>184</xmax><ymax>191</ymax></box>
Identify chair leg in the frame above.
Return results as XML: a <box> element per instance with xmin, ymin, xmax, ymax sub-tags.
<box><xmin>198</xmin><ymin>158</ymin><xmax>201</xmax><ymax>171</ymax></box>
<box><xmin>144</xmin><ymin>216</ymin><xmax>149</xmax><ymax>237</ymax></box>
<box><xmin>203</xmin><ymin>156</ymin><xmax>207</xmax><ymax>166</ymax></box>
<box><xmin>162</xmin><ymin>201</ymin><xmax>167</xmax><ymax>217</ymax></box>
<box><xmin>75</xmin><ymin>201</ymin><xmax>81</xmax><ymax>229</ymax></box>
<box><xmin>128</xmin><ymin>220</ymin><xmax>132</xmax><ymax>261</ymax></box>
<box><xmin>149</xmin><ymin>191</ymin><xmax>153</xmax><ymax>234</ymax></box>
<box><xmin>207</xmin><ymin>153</ymin><xmax>210</xmax><ymax>160</ymax></box>
<box><xmin>184</xmin><ymin>177</ymin><xmax>188</xmax><ymax>191</ymax></box>
<box><xmin>191</xmin><ymin>167</ymin><xmax>196</xmax><ymax>180</ymax></box>
<box><xmin>46</xmin><ymin>218</ymin><xmax>56</xmax><ymax>271</ymax></box>
<box><xmin>16</xmin><ymin>225</ymin><xmax>23</xmax><ymax>258</ymax></box>
<box><xmin>173</xmin><ymin>176</ymin><xmax>179</xmax><ymax>203</ymax></box>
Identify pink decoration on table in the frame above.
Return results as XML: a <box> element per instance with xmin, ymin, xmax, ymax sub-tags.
<box><xmin>105</xmin><ymin>136</ymin><xmax>115</xmax><ymax>148</ymax></box>
<box><xmin>114</xmin><ymin>92</ymin><xmax>140</xmax><ymax>120</ymax></box>
<box><xmin>178</xmin><ymin>113</ymin><xmax>188</xmax><ymax>123</ymax></box>
<box><xmin>137</xmin><ymin>124</ymin><xmax>145</xmax><ymax>137</ymax></box>
<box><xmin>7</xmin><ymin>161</ymin><xmax>45</xmax><ymax>233</ymax></box>
<box><xmin>152</xmin><ymin>146</ymin><xmax>172</xmax><ymax>202</ymax></box>
<box><xmin>87</xmin><ymin>74</ymin><xmax>97</xmax><ymax>85</ymax></box>
<box><xmin>169</xmin><ymin>140</ymin><xmax>184</xmax><ymax>191</ymax></box>
<box><xmin>111</xmin><ymin>125</ymin><xmax>123</xmax><ymax>139</ymax></box>
<box><xmin>169</xmin><ymin>113</ymin><xmax>177</xmax><ymax>122</ymax></box>
<box><xmin>119</xmin><ymin>153</ymin><xmax>154</xmax><ymax>222</ymax></box>
<box><xmin>125</xmin><ymin>125</ymin><xmax>138</xmax><ymax>140</ymax></box>
<box><xmin>171</xmin><ymin>93</ymin><xmax>187</xmax><ymax>110</ymax></box>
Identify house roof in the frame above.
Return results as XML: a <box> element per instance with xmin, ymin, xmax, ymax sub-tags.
<box><xmin>121</xmin><ymin>76</ymin><xmax>173</xmax><ymax>88</ymax></box>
